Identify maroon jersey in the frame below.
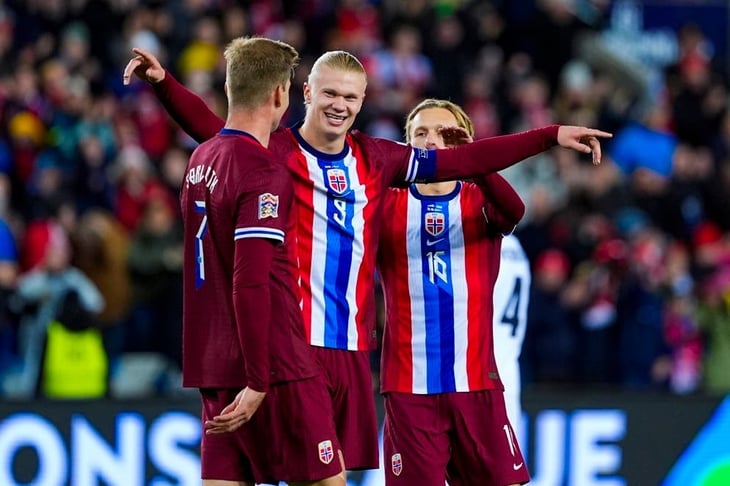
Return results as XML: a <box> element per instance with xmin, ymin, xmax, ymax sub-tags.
<box><xmin>180</xmin><ymin>128</ymin><xmax>316</xmax><ymax>389</ymax></box>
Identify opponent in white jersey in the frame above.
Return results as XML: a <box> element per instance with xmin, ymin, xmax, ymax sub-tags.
<box><xmin>493</xmin><ymin>233</ymin><xmax>532</xmax><ymax>437</ymax></box>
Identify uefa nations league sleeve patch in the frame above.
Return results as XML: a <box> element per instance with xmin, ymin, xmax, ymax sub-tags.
<box><xmin>257</xmin><ymin>193</ymin><xmax>279</xmax><ymax>219</ymax></box>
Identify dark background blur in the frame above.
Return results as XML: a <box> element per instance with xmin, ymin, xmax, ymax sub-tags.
<box><xmin>0</xmin><ymin>0</ymin><xmax>728</xmax><ymax>404</ymax></box>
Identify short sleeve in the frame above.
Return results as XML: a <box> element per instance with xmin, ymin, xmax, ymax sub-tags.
<box><xmin>234</xmin><ymin>166</ymin><xmax>291</xmax><ymax>244</ymax></box>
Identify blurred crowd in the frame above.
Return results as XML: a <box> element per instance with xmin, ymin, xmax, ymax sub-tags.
<box><xmin>0</xmin><ymin>0</ymin><xmax>729</xmax><ymax>399</ymax></box>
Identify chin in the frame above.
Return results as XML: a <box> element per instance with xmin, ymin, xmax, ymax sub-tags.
<box><xmin>324</xmin><ymin>126</ymin><xmax>347</xmax><ymax>139</ymax></box>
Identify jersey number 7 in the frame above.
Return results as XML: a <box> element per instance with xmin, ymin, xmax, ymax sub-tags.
<box><xmin>194</xmin><ymin>200</ymin><xmax>208</xmax><ymax>289</ymax></box>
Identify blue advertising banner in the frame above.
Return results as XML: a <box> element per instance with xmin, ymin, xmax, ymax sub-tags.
<box><xmin>1</xmin><ymin>391</ymin><xmax>727</xmax><ymax>486</ymax></box>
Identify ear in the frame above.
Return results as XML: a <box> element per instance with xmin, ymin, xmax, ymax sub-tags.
<box><xmin>273</xmin><ymin>84</ymin><xmax>283</xmax><ymax>108</ymax></box>
<box><xmin>303</xmin><ymin>82</ymin><xmax>311</xmax><ymax>104</ymax></box>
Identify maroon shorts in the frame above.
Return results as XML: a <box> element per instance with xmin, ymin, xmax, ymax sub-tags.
<box><xmin>383</xmin><ymin>390</ymin><xmax>530</xmax><ymax>486</ymax></box>
<box><xmin>312</xmin><ymin>346</ymin><xmax>379</xmax><ymax>470</ymax></box>
<box><xmin>199</xmin><ymin>374</ymin><xmax>343</xmax><ymax>484</ymax></box>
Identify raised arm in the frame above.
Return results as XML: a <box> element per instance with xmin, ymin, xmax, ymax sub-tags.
<box><xmin>473</xmin><ymin>173</ymin><xmax>525</xmax><ymax>234</ymax></box>
<box><xmin>123</xmin><ymin>48</ymin><xmax>223</xmax><ymax>142</ymax></box>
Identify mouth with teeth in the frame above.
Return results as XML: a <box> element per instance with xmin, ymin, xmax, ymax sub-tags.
<box><xmin>325</xmin><ymin>113</ymin><xmax>347</xmax><ymax>125</ymax></box>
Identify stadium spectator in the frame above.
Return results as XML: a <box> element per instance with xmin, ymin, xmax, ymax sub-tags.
<box><xmin>3</xmin><ymin>220</ymin><xmax>104</xmax><ymax>398</ymax></box>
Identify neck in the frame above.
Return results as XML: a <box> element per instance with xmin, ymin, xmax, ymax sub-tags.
<box><xmin>299</xmin><ymin>118</ymin><xmax>346</xmax><ymax>154</ymax></box>
<box><xmin>225</xmin><ymin>109</ymin><xmax>274</xmax><ymax>148</ymax></box>
<box><xmin>414</xmin><ymin>180</ymin><xmax>457</xmax><ymax>196</ymax></box>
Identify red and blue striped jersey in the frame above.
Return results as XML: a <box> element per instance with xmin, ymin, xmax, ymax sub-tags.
<box><xmin>277</xmin><ymin>127</ymin><xmax>436</xmax><ymax>351</ymax></box>
<box><xmin>378</xmin><ymin>182</ymin><xmax>505</xmax><ymax>394</ymax></box>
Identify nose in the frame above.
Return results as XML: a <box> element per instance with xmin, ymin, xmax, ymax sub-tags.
<box><xmin>425</xmin><ymin>131</ymin><xmax>441</xmax><ymax>149</ymax></box>
<box><xmin>331</xmin><ymin>95</ymin><xmax>346</xmax><ymax>111</ymax></box>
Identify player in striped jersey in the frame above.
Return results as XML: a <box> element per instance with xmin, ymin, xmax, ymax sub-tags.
<box><xmin>493</xmin><ymin>233</ymin><xmax>532</xmax><ymax>439</ymax></box>
<box><xmin>378</xmin><ymin>99</ymin><xmax>529</xmax><ymax>485</ymax></box>
<box><xmin>124</xmin><ymin>47</ymin><xmax>610</xmax><ymax>474</ymax></box>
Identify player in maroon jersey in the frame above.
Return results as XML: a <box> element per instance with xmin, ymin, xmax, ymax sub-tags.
<box><xmin>179</xmin><ymin>37</ymin><xmax>344</xmax><ymax>485</ymax></box>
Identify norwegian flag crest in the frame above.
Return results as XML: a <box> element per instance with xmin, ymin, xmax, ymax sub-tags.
<box><xmin>326</xmin><ymin>168</ymin><xmax>349</xmax><ymax>194</ymax></box>
<box><xmin>318</xmin><ymin>440</ymin><xmax>334</xmax><ymax>464</ymax></box>
<box><xmin>391</xmin><ymin>453</ymin><xmax>403</xmax><ymax>476</ymax></box>
<box><xmin>425</xmin><ymin>212</ymin><xmax>445</xmax><ymax>236</ymax></box>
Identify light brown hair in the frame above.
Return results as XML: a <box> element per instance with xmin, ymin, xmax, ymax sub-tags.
<box><xmin>224</xmin><ymin>36</ymin><xmax>299</xmax><ymax>108</ymax></box>
<box><xmin>404</xmin><ymin>98</ymin><xmax>474</xmax><ymax>143</ymax></box>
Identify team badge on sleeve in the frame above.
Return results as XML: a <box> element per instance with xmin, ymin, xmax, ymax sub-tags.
<box><xmin>318</xmin><ymin>440</ymin><xmax>334</xmax><ymax>464</ymax></box>
<box><xmin>425</xmin><ymin>212</ymin><xmax>445</xmax><ymax>236</ymax></box>
<box><xmin>391</xmin><ymin>453</ymin><xmax>403</xmax><ymax>476</ymax></box>
<box><xmin>257</xmin><ymin>193</ymin><xmax>279</xmax><ymax>219</ymax></box>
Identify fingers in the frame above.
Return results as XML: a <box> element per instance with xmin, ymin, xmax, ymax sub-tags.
<box><xmin>589</xmin><ymin>129</ymin><xmax>613</xmax><ymax>139</ymax></box>
<box><xmin>205</xmin><ymin>416</ymin><xmax>247</xmax><ymax>434</ymax></box>
<box><xmin>122</xmin><ymin>57</ymin><xmax>142</xmax><ymax>85</ymax></box>
<box><xmin>439</xmin><ymin>126</ymin><xmax>473</xmax><ymax>146</ymax></box>
<box><xmin>205</xmin><ymin>411</ymin><xmax>248</xmax><ymax>434</ymax></box>
<box><xmin>589</xmin><ymin>138</ymin><xmax>602</xmax><ymax>165</ymax></box>
<box><xmin>131</xmin><ymin>47</ymin><xmax>149</xmax><ymax>58</ymax></box>
<box><xmin>122</xmin><ymin>48</ymin><xmax>161</xmax><ymax>86</ymax></box>
<box><xmin>573</xmin><ymin>127</ymin><xmax>612</xmax><ymax>139</ymax></box>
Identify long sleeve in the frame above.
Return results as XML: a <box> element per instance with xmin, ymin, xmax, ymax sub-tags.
<box><xmin>473</xmin><ymin>173</ymin><xmax>525</xmax><ymax>233</ymax></box>
<box><xmin>432</xmin><ymin>125</ymin><xmax>560</xmax><ymax>181</ymax></box>
<box><xmin>233</xmin><ymin>237</ymin><xmax>275</xmax><ymax>393</ymax></box>
<box><xmin>362</xmin><ymin>125</ymin><xmax>561</xmax><ymax>187</ymax></box>
<box><xmin>152</xmin><ymin>70</ymin><xmax>224</xmax><ymax>143</ymax></box>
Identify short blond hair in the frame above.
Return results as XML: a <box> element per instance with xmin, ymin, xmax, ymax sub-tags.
<box><xmin>404</xmin><ymin>98</ymin><xmax>474</xmax><ymax>143</ymax></box>
<box><xmin>224</xmin><ymin>36</ymin><xmax>299</xmax><ymax>108</ymax></box>
<box><xmin>309</xmin><ymin>50</ymin><xmax>366</xmax><ymax>83</ymax></box>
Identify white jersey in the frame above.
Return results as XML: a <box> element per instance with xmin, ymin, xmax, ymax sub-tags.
<box><xmin>492</xmin><ymin>234</ymin><xmax>531</xmax><ymax>435</ymax></box>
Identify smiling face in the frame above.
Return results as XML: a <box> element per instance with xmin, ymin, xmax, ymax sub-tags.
<box><xmin>301</xmin><ymin>63</ymin><xmax>366</xmax><ymax>152</ymax></box>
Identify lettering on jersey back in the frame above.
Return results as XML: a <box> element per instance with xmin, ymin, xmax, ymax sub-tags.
<box><xmin>186</xmin><ymin>164</ymin><xmax>219</xmax><ymax>193</ymax></box>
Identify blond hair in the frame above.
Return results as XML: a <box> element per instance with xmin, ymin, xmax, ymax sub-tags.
<box><xmin>224</xmin><ymin>36</ymin><xmax>299</xmax><ymax>108</ymax></box>
<box><xmin>404</xmin><ymin>99</ymin><xmax>474</xmax><ymax>143</ymax></box>
<box><xmin>309</xmin><ymin>50</ymin><xmax>366</xmax><ymax>83</ymax></box>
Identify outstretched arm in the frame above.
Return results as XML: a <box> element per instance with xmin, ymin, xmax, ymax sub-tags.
<box><xmin>123</xmin><ymin>48</ymin><xmax>223</xmax><ymax>142</ymax></box>
<box><xmin>429</xmin><ymin>125</ymin><xmax>611</xmax><ymax>182</ymax></box>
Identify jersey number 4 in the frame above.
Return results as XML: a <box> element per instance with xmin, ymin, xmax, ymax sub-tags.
<box><xmin>500</xmin><ymin>277</ymin><xmax>523</xmax><ymax>337</ymax></box>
